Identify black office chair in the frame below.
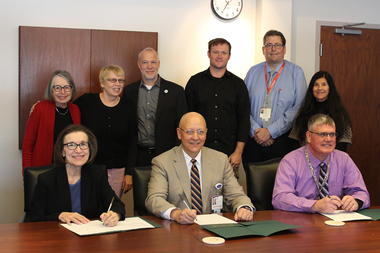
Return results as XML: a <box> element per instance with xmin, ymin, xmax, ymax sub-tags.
<box><xmin>132</xmin><ymin>166</ymin><xmax>152</xmax><ymax>216</ymax></box>
<box><xmin>20</xmin><ymin>164</ymin><xmax>55</xmax><ymax>222</ymax></box>
<box><xmin>244</xmin><ymin>157</ymin><xmax>282</xmax><ymax>211</ymax></box>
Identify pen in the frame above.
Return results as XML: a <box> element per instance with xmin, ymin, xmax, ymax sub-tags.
<box><xmin>103</xmin><ymin>197</ymin><xmax>114</xmax><ymax>225</ymax></box>
<box><xmin>179</xmin><ymin>194</ymin><xmax>197</xmax><ymax>221</ymax></box>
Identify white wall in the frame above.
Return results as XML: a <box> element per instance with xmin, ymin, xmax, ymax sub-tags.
<box><xmin>1</xmin><ymin>0</ymin><xmax>380</xmax><ymax>224</ymax></box>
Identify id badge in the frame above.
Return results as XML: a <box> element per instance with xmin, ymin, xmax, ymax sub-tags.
<box><xmin>260</xmin><ymin>107</ymin><xmax>271</xmax><ymax>122</ymax></box>
<box><xmin>212</xmin><ymin>195</ymin><xmax>223</xmax><ymax>213</ymax></box>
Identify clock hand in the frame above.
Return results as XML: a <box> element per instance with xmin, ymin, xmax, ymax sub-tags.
<box><xmin>221</xmin><ymin>0</ymin><xmax>232</xmax><ymax>14</ymax></box>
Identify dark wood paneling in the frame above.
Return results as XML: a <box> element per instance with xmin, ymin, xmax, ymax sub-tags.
<box><xmin>19</xmin><ymin>27</ymin><xmax>158</xmax><ymax>149</ymax></box>
<box><xmin>19</xmin><ymin>26</ymin><xmax>91</xmax><ymax>149</ymax></box>
<box><xmin>320</xmin><ymin>26</ymin><xmax>380</xmax><ymax>205</ymax></box>
<box><xmin>91</xmin><ymin>30</ymin><xmax>158</xmax><ymax>93</ymax></box>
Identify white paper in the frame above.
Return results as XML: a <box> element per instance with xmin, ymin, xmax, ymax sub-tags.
<box><xmin>319</xmin><ymin>210</ymin><xmax>372</xmax><ymax>222</ymax></box>
<box><xmin>61</xmin><ymin>216</ymin><xmax>155</xmax><ymax>236</ymax></box>
<box><xmin>194</xmin><ymin>214</ymin><xmax>237</xmax><ymax>225</ymax></box>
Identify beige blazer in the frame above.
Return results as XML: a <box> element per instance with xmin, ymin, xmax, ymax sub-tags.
<box><xmin>145</xmin><ymin>145</ymin><xmax>254</xmax><ymax>217</ymax></box>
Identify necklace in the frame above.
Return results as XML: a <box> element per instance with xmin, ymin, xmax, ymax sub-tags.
<box><xmin>55</xmin><ymin>106</ymin><xmax>69</xmax><ymax>116</ymax></box>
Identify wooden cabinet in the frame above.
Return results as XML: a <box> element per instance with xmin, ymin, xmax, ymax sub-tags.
<box><xmin>19</xmin><ymin>26</ymin><xmax>157</xmax><ymax>148</ymax></box>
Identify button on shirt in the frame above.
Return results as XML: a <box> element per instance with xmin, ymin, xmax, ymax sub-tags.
<box><xmin>244</xmin><ymin>60</ymin><xmax>307</xmax><ymax>139</ymax></box>
<box><xmin>137</xmin><ymin>78</ymin><xmax>160</xmax><ymax>148</ymax></box>
<box><xmin>186</xmin><ymin>68</ymin><xmax>250</xmax><ymax>156</ymax></box>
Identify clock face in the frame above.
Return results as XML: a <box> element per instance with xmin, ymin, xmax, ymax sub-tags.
<box><xmin>211</xmin><ymin>0</ymin><xmax>243</xmax><ymax>20</ymax></box>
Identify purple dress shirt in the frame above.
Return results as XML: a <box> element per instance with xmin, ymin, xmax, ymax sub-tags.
<box><xmin>272</xmin><ymin>146</ymin><xmax>370</xmax><ymax>213</ymax></box>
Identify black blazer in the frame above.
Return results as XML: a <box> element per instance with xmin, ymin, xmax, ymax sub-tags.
<box><xmin>123</xmin><ymin>76</ymin><xmax>188</xmax><ymax>155</ymax></box>
<box><xmin>30</xmin><ymin>164</ymin><xmax>125</xmax><ymax>222</ymax></box>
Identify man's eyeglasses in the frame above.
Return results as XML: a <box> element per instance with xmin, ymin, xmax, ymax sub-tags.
<box><xmin>53</xmin><ymin>85</ymin><xmax>72</xmax><ymax>92</ymax></box>
<box><xmin>107</xmin><ymin>78</ymin><xmax>125</xmax><ymax>84</ymax></box>
<box><xmin>309</xmin><ymin>131</ymin><xmax>338</xmax><ymax>138</ymax></box>
<box><xmin>179</xmin><ymin>128</ymin><xmax>206</xmax><ymax>136</ymax></box>
<box><xmin>63</xmin><ymin>142</ymin><xmax>89</xmax><ymax>150</ymax></box>
<box><xmin>263</xmin><ymin>43</ymin><xmax>284</xmax><ymax>50</ymax></box>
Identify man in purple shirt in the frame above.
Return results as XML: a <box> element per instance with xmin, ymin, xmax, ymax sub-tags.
<box><xmin>272</xmin><ymin>114</ymin><xmax>370</xmax><ymax>213</ymax></box>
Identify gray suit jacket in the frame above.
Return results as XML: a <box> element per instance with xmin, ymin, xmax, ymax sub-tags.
<box><xmin>145</xmin><ymin>145</ymin><xmax>254</xmax><ymax>217</ymax></box>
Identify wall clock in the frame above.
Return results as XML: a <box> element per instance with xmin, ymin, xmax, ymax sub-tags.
<box><xmin>211</xmin><ymin>0</ymin><xmax>243</xmax><ymax>20</ymax></box>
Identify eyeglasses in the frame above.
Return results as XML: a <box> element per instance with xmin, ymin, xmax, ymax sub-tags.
<box><xmin>309</xmin><ymin>131</ymin><xmax>338</xmax><ymax>138</ymax></box>
<box><xmin>53</xmin><ymin>85</ymin><xmax>72</xmax><ymax>92</ymax></box>
<box><xmin>63</xmin><ymin>142</ymin><xmax>89</xmax><ymax>150</ymax></box>
<box><xmin>179</xmin><ymin>128</ymin><xmax>206</xmax><ymax>136</ymax></box>
<box><xmin>106</xmin><ymin>78</ymin><xmax>125</xmax><ymax>84</ymax></box>
<box><xmin>263</xmin><ymin>43</ymin><xmax>284</xmax><ymax>50</ymax></box>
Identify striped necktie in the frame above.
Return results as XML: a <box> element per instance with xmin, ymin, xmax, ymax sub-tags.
<box><xmin>318</xmin><ymin>162</ymin><xmax>329</xmax><ymax>199</ymax></box>
<box><xmin>190</xmin><ymin>159</ymin><xmax>202</xmax><ymax>214</ymax></box>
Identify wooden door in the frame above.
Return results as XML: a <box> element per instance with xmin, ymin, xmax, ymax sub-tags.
<box><xmin>320</xmin><ymin>26</ymin><xmax>380</xmax><ymax>205</ymax></box>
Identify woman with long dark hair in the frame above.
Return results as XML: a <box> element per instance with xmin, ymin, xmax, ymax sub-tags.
<box><xmin>289</xmin><ymin>71</ymin><xmax>352</xmax><ymax>151</ymax></box>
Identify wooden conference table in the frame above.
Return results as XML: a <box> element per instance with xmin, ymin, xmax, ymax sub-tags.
<box><xmin>1</xmin><ymin>209</ymin><xmax>379</xmax><ymax>253</ymax></box>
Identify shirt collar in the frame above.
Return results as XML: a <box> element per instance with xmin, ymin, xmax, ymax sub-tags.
<box><xmin>306</xmin><ymin>145</ymin><xmax>330</xmax><ymax>168</ymax></box>
<box><xmin>182</xmin><ymin>149</ymin><xmax>202</xmax><ymax>166</ymax></box>
<box><xmin>265</xmin><ymin>60</ymin><xmax>285</xmax><ymax>73</ymax></box>
<box><xmin>139</xmin><ymin>75</ymin><xmax>161</xmax><ymax>89</ymax></box>
<box><xmin>205</xmin><ymin>67</ymin><xmax>231</xmax><ymax>79</ymax></box>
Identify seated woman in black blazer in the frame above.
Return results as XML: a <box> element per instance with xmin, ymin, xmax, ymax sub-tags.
<box><xmin>30</xmin><ymin>124</ymin><xmax>125</xmax><ymax>226</ymax></box>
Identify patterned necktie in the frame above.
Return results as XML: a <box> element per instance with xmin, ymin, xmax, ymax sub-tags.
<box><xmin>318</xmin><ymin>162</ymin><xmax>329</xmax><ymax>199</ymax></box>
<box><xmin>268</xmin><ymin>70</ymin><xmax>276</xmax><ymax>87</ymax></box>
<box><xmin>190</xmin><ymin>159</ymin><xmax>202</xmax><ymax>214</ymax></box>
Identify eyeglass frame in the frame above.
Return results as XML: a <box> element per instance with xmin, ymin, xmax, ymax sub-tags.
<box><xmin>308</xmin><ymin>131</ymin><xmax>338</xmax><ymax>138</ymax></box>
<box><xmin>106</xmin><ymin>78</ymin><xmax>126</xmax><ymax>84</ymax></box>
<box><xmin>179</xmin><ymin>127</ymin><xmax>206</xmax><ymax>136</ymax></box>
<box><xmin>63</xmin><ymin>142</ymin><xmax>90</xmax><ymax>150</ymax></box>
<box><xmin>52</xmin><ymin>85</ymin><xmax>73</xmax><ymax>92</ymax></box>
<box><xmin>263</xmin><ymin>43</ymin><xmax>284</xmax><ymax>50</ymax></box>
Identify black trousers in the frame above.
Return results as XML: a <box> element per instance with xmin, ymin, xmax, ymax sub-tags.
<box><xmin>136</xmin><ymin>146</ymin><xmax>156</xmax><ymax>166</ymax></box>
<box><xmin>242</xmin><ymin>131</ymin><xmax>293</xmax><ymax>164</ymax></box>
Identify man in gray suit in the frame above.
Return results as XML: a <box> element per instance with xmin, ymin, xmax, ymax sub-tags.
<box><xmin>146</xmin><ymin>112</ymin><xmax>255</xmax><ymax>224</ymax></box>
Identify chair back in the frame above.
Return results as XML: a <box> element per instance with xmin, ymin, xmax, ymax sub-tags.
<box><xmin>244</xmin><ymin>157</ymin><xmax>282</xmax><ymax>211</ymax></box>
<box><xmin>22</xmin><ymin>164</ymin><xmax>55</xmax><ymax>222</ymax></box>
<box><xmin>132</xmin><ymin>166</ymin><xmax>152</xmax><ymax>216</ymax></box>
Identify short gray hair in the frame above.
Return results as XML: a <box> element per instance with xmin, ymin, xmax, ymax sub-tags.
<box><xmin>138</xmin><ymin>47</ymin><xmax>159</xmax><ymax>61</ymax></box>
<box><xmin>44</xmin><ymin>70</ymin><xmax>76</xmax><ymax>102</ymax></box>
<box><xmin>307</xmin><ymin>114</ymin><xmax>335</xmax><ymax>131</ymax></box>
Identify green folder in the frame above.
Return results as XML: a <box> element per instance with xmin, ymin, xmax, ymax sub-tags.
<box><xmin>201</xmin><ymin>220</ymin><xmax>301</xmax><ymax>239</ymax></box>
<box><xmin>356</xmin><ymin>209</ymin><xmax>380</xmax><ymax>220</ymax></box>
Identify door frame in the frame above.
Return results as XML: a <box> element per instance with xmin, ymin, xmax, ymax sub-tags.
<box><xmin>314</xmin><ymin>21</ymin><xmax>380</xmax><ymax>73</ymax></box>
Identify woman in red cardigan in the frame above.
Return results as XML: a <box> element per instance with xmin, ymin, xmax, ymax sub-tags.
<box><xmin>22</xmin><ymin>70</ymin><xmax>81</xmax><ymax>175</ymax></box>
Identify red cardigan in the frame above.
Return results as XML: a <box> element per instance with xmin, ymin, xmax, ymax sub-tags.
<box><xmin>22</xmin><ymin>100</ymin><xmax>81</xmax><ymax>174</ymax></box>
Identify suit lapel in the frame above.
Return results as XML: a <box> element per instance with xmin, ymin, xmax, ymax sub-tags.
<box><xmin>57</xmin><ymin>167</ymin><xmax>72</xmax><ymax>211</ymax></box>
<box><xmin>155</xmin><ymin>77</ymin><xmax>167</xmax><ymax>123</ymax></box>
<box><xmin>173</xmin><ymin>145</ymin><xmax>192</xmax><ymax>204</ymax></box>
<box><xmin>129</xmin><ymin>82</ymin><xmax>140</xmax><ymax>108</ymax></box>
<box><xmin>200</xmin><ymin>147</ymin><xmax>213</xmax><ymax>213</ymax></box>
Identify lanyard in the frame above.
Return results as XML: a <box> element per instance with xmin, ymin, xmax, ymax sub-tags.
<box><xmin>265</xmin><ymin>61</ymin><xmax>285</xmax><ymax>94</ymax></box>
<box><xmin>304</xmin><ymin>146</ymin><xmax>331</xmax><ymax>198</ymax></box>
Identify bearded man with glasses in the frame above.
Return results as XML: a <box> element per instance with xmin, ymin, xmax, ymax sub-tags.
<box><xmin>272</xmin><ymin>114</ymin><xmax>370</xmax><ymax>213</ymax></box>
